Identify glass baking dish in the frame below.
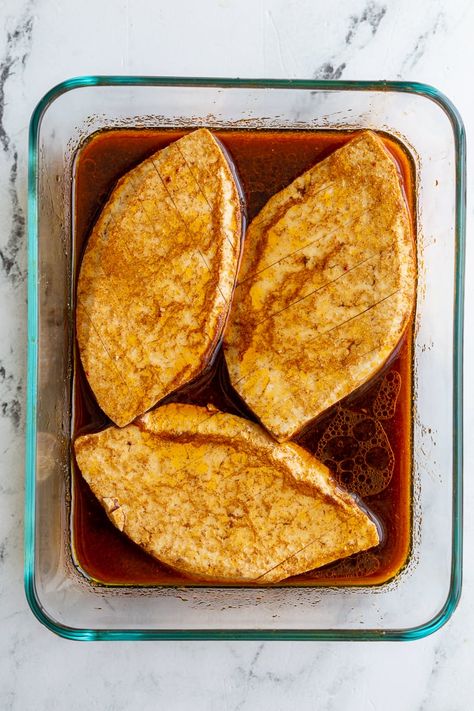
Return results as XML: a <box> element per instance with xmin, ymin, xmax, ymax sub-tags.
<box><xmin>25</xmin><ymin>77</ymin><xmax>465</xmax><ymax>641</ymax></box>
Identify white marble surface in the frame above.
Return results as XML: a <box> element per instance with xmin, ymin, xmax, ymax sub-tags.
<box><xmin>0</xmin><ymin>0</ymin><xmax>472</xmax><ymax>708</ymax></box>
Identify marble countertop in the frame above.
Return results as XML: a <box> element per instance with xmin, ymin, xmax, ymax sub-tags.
<box><xmin>0</xmin><ymin>0</ymin><xmax>472</xmax><ymax>709</ymax></box>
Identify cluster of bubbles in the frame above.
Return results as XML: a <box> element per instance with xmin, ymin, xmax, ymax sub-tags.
<box><xmin>309</xmin><ymin>550</ymin><xmax>382</xmax><ymax>579</ymax></box>
<box><xmin>316</xmin><ymin>371</ymin><xmax>401</xmax><ymax>498</ymax></box>
<box><xmin>372</xmin><ymin>370</ymin><xmax>401</xmax><ymax>421</ymax></box>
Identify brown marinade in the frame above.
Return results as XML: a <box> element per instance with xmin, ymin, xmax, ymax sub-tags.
<box><xmin>72</xmin><ymin>128</ymin><xmax>414</xmax><ymax>586</ymax></box>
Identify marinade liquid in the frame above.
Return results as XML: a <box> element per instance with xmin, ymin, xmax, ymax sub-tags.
<box><xmin>72</xmin><ymin>128</ymin><xmax>415</xmax><ymax>586</ymax></box>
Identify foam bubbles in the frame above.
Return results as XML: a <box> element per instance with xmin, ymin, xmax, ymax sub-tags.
<box><xmin>316</xmin><ymin>370</ymin><xmax>401</xmax><ymax>497</ymax></box>
<box><xmin>305</xmin><ymin>550</ymin><xmax>382</xmax><ymax>579</ymax></box>
<box><xmin>373</xmin><ymin>370</ymin><xmax>401</xmax><ymax>421</ymax></box>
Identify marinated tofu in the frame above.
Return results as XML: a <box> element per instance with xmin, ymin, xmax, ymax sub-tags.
<box><xmin>74</xmin><ymin>403</ymin><xmax>379</xmax><ymax>583</ymax></box>
<box><xmin>76</xmin><ymin>128</ymin><xmax>242</xmax><ymax>427</ymax></box>
<box><xmin>224</xmin><ymin>131</ymin><xmax>416</xmax><ymax>441</ymax></box>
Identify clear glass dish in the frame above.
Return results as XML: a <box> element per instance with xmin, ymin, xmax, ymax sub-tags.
<box><xmin>25</xmin><ymin>77</ymin><xmax>465</xmax><ymax>641</ymax></box>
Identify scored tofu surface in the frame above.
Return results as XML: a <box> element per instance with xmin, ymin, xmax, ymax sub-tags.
<box><xmin>224</xmin><ymin>131</ymin><xmax>416</xmax><ymax>441</ymax></box>
<box><xmin>76</xmin><ymin>128</ymin><xmax>242</xmax><ymax>427</ymax></box>
<box><xmin>74</xmin><ymin>403</ymin><xmax>379</xmax><ymax>583</ymax></box>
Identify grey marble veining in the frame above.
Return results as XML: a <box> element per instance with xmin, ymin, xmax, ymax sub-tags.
<box><xmin>313</xmin><ymin>1</ymin><xmax>387</xmax><ymax>79</ymax></box>
<box><xmin>0</xmin><ymin>0</ymin><xmax>473</xmax><ymax>709</ymax></box>
<box><xmin>0</xmin><ymin>2</ymin><xmax>35</xmax><ymax>286</ymax></box>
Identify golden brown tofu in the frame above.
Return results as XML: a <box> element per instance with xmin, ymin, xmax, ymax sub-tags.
<box><xmin>74</xmin><ymin>403</ymin><xmax>379</xmax><ymax>583</ymax></box>
<box><xmin>224</xmin><ymin>131</ymin><xmax>416</xmax><ymax>441</ymax></box>
<box><xmin>76</xmin><ymin>129</ymin><xmax>242</xmax><ymax>427</ymax></box>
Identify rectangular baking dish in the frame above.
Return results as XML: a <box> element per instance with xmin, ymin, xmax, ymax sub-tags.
<box><xmin>25</xmin><ymin>77</ymin><xmax>465</xmax><ymax>641</ymax></box>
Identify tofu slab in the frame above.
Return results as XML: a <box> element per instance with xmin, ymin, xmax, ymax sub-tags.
<box><xmin>224</xmin><ymin>131</ymin><xmax>416</xmax><ymax>441</ymax></box>
<box><xmin>76</xmin><ymin>129</ymin><xmax>242</xmax><ymax>427</ymax></box>
<box><xmin>74</xmin><ymin>403</ymin><xmax>379</xmax><ymax>583</ymax></box>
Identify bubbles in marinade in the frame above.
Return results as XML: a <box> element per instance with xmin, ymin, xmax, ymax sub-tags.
<box><xmin>373</xmin><ymin>370</ymin><xmax>401</xmax><ymax>421</ymax></box>
<box><xmin>302</xmin><ymin>550</ymin><xmax>382</xmax><ymax>581</ymax></box>
<box><xmin>315</xmin><ymin>371</ymin><xmax>401</xmax><ymax>497</ymax></box>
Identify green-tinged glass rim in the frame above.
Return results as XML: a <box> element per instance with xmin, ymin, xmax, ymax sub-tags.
<box><xmin>25</xmin><ymin>76</ymin><xmax>465</xmax><ymax>641</ymax></box>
